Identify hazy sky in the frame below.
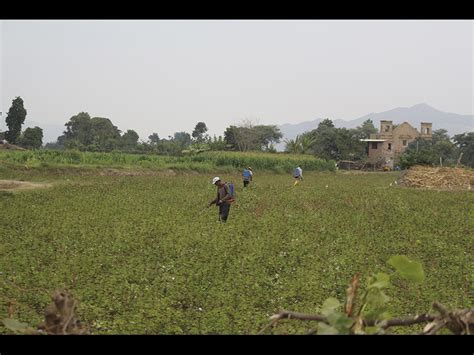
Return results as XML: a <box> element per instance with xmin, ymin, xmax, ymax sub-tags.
<box><xmin>1</xmin><ymin>20</ymin><xmax>472</xmax><ymax>141</ymax></box>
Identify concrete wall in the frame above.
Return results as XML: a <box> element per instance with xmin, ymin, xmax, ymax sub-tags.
<box><xmin>392</xmin><ymin>122</ymin><xmax>420</xmax><ymax>156</ymax></box>
<box><xmin>367</xmin><ymin>142</ymin><xmax>384</xmax><ymax>162</ymax></box>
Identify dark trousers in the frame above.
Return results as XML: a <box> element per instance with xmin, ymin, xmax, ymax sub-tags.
<box><xmin>219</xmin><ymin>203</ymin><xmax>231</xmax><ymax>222</ymax></box>
<box><xmin>243</xmin><ymin>180</ymin><xmax>250</xmax><ymax>187</ymax></box>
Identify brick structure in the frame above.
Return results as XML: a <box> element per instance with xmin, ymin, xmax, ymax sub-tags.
<box><xmin>361</xmin><ymin>121</ymin><xmax>432</xmax><ymax>168</ymax></box>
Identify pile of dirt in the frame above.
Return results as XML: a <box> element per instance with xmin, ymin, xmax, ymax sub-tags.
<box><xmin>397</xmin><ymin>165</ymin><xmax>474</xmax><ymax>191</ymax></box>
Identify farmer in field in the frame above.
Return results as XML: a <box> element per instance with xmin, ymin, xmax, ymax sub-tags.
<box><xmin>294</xmin><ymin>166</ymin><xmax>303</xmax><ymax>186</ymax></box>
<box><xmin>242</xmin><ymin>167</ymin><xmax>253</xmax><ymax>188</ymax></box>
<box><xmin>208</xmin><ymin>177</ymin><xmax>235</xmax><ymax>222</ymax></box>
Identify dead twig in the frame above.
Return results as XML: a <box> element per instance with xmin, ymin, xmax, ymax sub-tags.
<box><xmin>345</xmin><ymin>273</ymin><xmax>360</xmax><ymax>317</ymax></box>
<box><xmin>258</xmin><ymin>311</ymin><xmax>328</xmax><ymax>334</ymax></box>
<box><xmin>367</xmin><ymin>314</ymin><xmax>436</xmax><ymax>329</ymax></box>
<box><xmin>261</xmin><ymin>307</ymin><xmax>472</xmax><ymax>335</ymax></box>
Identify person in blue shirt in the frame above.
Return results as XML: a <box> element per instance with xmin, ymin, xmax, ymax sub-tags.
<box><xmin>242</xmin><ymin>167</ymin><xmax>253</xmax><ymax>188</ymax></box>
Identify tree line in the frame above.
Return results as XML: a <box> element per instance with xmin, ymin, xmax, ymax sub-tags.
<box><xmin>1</xmin><ymin>96</ymin><xmax>473</xmax><ymax>168</ymax></box>
<box><xmin>284</xmin><ymin>118</ymin><xmax>378</xmax><ymax>161</ymax></box>
<box><xmin>0</xmin><ymin>97</ymin><xmax>283</xmax><ymax>156</ymax></box>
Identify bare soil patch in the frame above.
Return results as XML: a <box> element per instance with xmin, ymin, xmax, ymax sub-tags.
<box><xmin>0</xmin><ymin>180</ymin><xmax>53</xmax><ymax>191</ymax></box>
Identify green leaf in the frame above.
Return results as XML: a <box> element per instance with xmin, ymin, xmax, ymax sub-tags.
<box><xmin>320</xmin><ymin>297</ymin><xmax>341</xmax><ymax>316</ymax></box>
<box><xmin>366</xmin><ymin>288</ymin><xmax>390</xmax><ymax>306</ymax></box>
<box><xmin>2</xmin><ymin>318</ymin><xmax>31</xmax><ymax>333</ymax></box>
<box><xmin>388</xmin><ymin>255</ymin><xmax>425</xmax><ymax>283</ymax></box>
<box><xmin>368</xmin><ymin>272</ymin><xmax>390</xmax><ymax>289</ymax></box>
<box><xmin>326</xmin><ymin>312</ymin><xmax>354</xmax><ymax>334</ymax></box>
<box><xmin>362</xmin><ymin>288</ymin><xmax>391</xmax><ymax>321</ymax></box>
<box><xmin>317</xmin><ymin>322</ymin><xmax>339</xmax><ymax>335</ymax></box>
<box><xmin>378</xmin><ymin>311</ymin><xmax>392</xmax><ymax>320</ymax></box>
<box><xmin>364</xmin><ymin>326</ymin><xmax>379</xmax><ymax>335</ymax></box>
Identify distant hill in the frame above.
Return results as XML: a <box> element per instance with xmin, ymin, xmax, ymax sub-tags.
<box><xmin>276</xmin><ymin>103</ymin><xmax>473</xmax><ymax>151</ymax></box>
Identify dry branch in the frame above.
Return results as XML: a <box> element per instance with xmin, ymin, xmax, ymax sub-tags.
<box><xmin>345</xmin><ymin>273</ymin><xmax>360</xmax><ymax>317</ymax></box>
<box><xmin>261</xmin><ymin>304</ymin><xmax>473</xmax><ymax>335</ymax></box>
<box><xmin>258</xmin><ymin>311</ymin><xmax>327</xmax><ymax>334</ymax></box>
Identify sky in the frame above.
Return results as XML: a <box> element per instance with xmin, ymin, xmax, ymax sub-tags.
<box><xmin>0</xmin><ymin>20</ymin><xmax>472</xmax><ymax>142</ymax></box>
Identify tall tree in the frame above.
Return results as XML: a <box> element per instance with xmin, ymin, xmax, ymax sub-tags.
<box><xmin>319</xmin><ymin>118</ymin><xmax>335</xmax><ymax>129</ymax></box>
<box><xmin>148</xmin><ymin>133</ymin><xmax>160</xmax><ymax>145</ymax></box>
<box><xmin>120</xmin><ymin>130</ymin><xmax>140</xmax><ymax>151</ymax></box>
<box><xmin>432</xmin><ymin>129</ymin><xmax>451</xmax><ymax>143</ymax></box>
<box><xmin>302</xmin><ymin>119</ymin><xmax>367</xmax><ymax>161</ymax></box>
<box><xmin>58</xmin><ymin>113</ymin><xmax>121</xmax><ymax>151</ymax></box>
<box><xmin>192</xmin><ymin>122</ymin><xmax>208</xmax><ymax>143</ymax></box>
<box><xmin>5</xmin><ymin>97</ymin><xmax>27</xmax><ymax>144</ymax></box>
<box><xmin>253</xmin><ymin>125</ymin><xmax>283</xmax><ymax>150</ymax></box>
<box><xmin>306</xmin><ymin>119</ymin><xmax>338</xmax><ymax>160</ymax></box>
<box><xmin>18</xmin><ymin>126</ymin><xmax>43</xmax><ymax>149</ymax></box>
<box><xmin>453</xmin><ymin>132</ymin><xmax>474</xmax><ymax>168</ymax></box>
<box><xmin>62</xmin><ymin>112</ymin><xmax>93</xmax><ymax>149</ymax></box>
<box><xmin>173</xmin><ymin>131</ymin><xmax>192</xmax><ymax>148</ymax></box>
<box><xmin>224</xmin><ymin>124</ymin><xmax>282</xmax><ymax>152</ymax></box>
<box><xmin>355</xmin><ymin>119</ymin><xmax>378</xmax><ymax>139</ymax></box>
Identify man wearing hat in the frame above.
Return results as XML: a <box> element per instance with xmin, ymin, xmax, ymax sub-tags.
<box><xmin>208</xmin><ymin>177</ymin><xmax>234</xmax><ymax>222</ymax></box>
<box><xmin>294</xmin><ymin>166</ymin><xmax>303</xmax><ymax>186</ymax></box>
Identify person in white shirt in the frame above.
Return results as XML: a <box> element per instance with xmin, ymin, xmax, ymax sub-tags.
<box><xmin>294</xmin><ymin>166</ymin><xmax>303</xmax><ymax>186</ymax></box>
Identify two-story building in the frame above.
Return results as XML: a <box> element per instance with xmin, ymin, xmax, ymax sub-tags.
<box><xmin>361</xmin><ymin>120</ymin><xmax>432</xmax><ymax>168</ymax></box>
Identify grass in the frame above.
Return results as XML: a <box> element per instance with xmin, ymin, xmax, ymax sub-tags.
<box><xmin>0</xmin><ymin>165</ymin><xmax>472</xmax><ymax>334</ymax></box>
<box><xmin>0</xmin><ymin>150</ymin><xmax>335</xmax><ymax>173</ymax></box>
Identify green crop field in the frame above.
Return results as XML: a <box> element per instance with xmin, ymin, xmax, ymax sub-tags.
<box><xmin>0</xmin><ymin>150</ymin><xmax>335</xmax><ymax>173</ymax></box>
<box><xmin>0</xmin><ymin>161</ymin><xmax>472</xmax><ymax>334</ymax></box>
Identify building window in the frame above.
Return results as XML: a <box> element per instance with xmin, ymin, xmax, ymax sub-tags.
<box><xmin>388</xmin><ymin>143</ymin><xmax>392</xmax><ymax>150</ymax></box>
<box><xmin>425</xmin><ymin>128</ymin><xmax>430</xmax><ymax>134</ymax></box>
<box><xmin>371</xmin><ymin>142</ymin><xmax>378</xmax><ymax>149</ymax></box>
<box><xmin>402</xmin><ymin>140</ymin><xmax>407</xmax><ymax>146</ymax></box>
<box><xmin>385</xmin><ymin>125</ymin><xmax>390</xmax><ymax>132</ymax></box>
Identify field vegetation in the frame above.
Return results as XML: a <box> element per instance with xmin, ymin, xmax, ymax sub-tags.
<box><xmin>0</xmin><ymin>159</ymin><xmax>471</xmax><ymax>334</ymax></box>
<box><xmin>0</xmin><ymin>150</ymin><xmax>335</xmax><ymax>173</ymax></box>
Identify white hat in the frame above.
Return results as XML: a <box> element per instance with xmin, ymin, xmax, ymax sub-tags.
<box><xmin>212</xmin><ymin>177</ymin><xmax>221</xmax><ymax>185</ymax></box>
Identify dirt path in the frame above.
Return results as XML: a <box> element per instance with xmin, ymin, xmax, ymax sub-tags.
<box><xmin>0</xmin><ymin>180</ymin><xmax>53</xmax><ymax>191</ymax></box>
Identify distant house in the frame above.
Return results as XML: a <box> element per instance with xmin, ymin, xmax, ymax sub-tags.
<box><xmin>360</xmin><ymin>120</ymin><xmax>432</xmax><ymax>168</ymax></box>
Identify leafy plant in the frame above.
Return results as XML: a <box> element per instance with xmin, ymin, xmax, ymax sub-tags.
<box><xmin>263</xmin><ymin>255</ymin><xmax>472</xmax><ymax>335</ymax></box>
<box><xmin>0</xmin><ymin>162</ymin><xmax>471</xmax><ymax>334</ymax></box>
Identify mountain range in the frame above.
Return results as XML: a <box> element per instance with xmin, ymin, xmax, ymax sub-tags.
<box><xmin>276</xmin><ymin>103</ymin><xmax>473</xmax><ymax>151</ymax></box>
